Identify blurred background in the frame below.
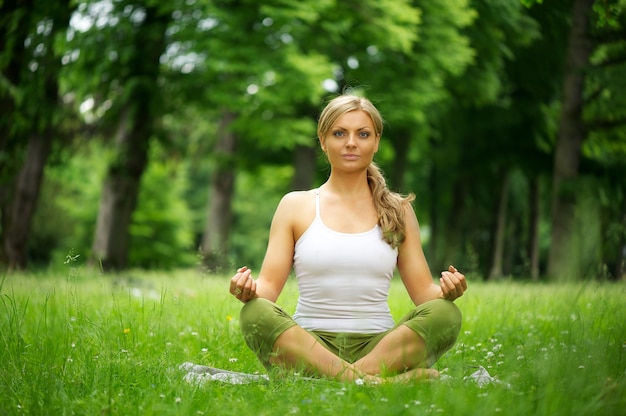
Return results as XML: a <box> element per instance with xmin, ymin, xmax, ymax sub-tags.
<box><xmin>1</xmin><ymin>0</ymin><xmax>624</xmax><ymax>281</ymax></box>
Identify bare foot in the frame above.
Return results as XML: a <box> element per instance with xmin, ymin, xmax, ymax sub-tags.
<box><xmin>381</xmin><ymin>368</ymin><xmax>440</xmax><ymax>384</ymax></box>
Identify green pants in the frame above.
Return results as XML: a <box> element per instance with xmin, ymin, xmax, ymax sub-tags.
<box><xmin>240</xmin><ymin>297</ymin><xmax>462</xmax><ymax>371</ymax></box>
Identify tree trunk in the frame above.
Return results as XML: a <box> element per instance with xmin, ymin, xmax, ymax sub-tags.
<box><xmin>528</xmin><ymin>176</ymin><xmax>541</xmax><ymax>281</ymax></box>
<box><xmin>0</xmin><ymin>0</ymin><xmax>71</xmax><ymax>270</ymax></box>
<box><xmin>0</xmin><ymin>3</ymin><xmax>32</xmax><ymax>267</ymax></box>
<box><xmin>291</xmin><ymin>144</ymin><xmax>317</xmax><ymax>191</ymax></box>
<box><xmin>90</xmin><ymin>6</ymin><xmax>169</xmax><ymax>271</ymax></box>
<box><xmin>201</xmin><ymin>111</ymin><xmax>238</xmax><ymax>271</ymax></box>
<box><xmin>3</xmin><ymin>134</ymin><xmax>52</xmax><ymax>270</ymax></box>
<box><xmin>547</xmin><ymin>0</ymin><xmax>595</xmax><ymax>281</ymax></box>
<box><xmin>91</xmin><ymin>106</ymin><xmax>151</xmax><ymax>270</ymax></box>
<box><xmin>0</xmin><ymin>0</ymin><xmax>32</xmax><ymax>165</ymax></box>
<box><xmin>488</xmin><ymin>172</ymin><xmax>510</xmax><ymax>280</ymax></box>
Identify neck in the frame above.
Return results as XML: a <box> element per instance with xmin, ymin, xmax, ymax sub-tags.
<box><xmin>322</xmin><ymin>171</ymin><xmax>371</xmax><ymax>197</ymax></box>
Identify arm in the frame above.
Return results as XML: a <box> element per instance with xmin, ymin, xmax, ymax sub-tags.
<box><xmin>397</xmin><ymin>205</ymin><xmax>467</xmax><ymax>306</ymax></box>
<box><xmin>230</xmin><ymin>193</ymin><xmax>299</xmax><ymax>303</ymax></box>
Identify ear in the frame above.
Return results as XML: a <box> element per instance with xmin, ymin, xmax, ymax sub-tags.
<box><xmin>319</xmin><ymin>138</ymin><xmax>326</xmax><ymax>152</ymax></box>
<box><xmin>374</xmin><ymin>134</ymin><xmax>381</xmax><ymax>153</ymax></box>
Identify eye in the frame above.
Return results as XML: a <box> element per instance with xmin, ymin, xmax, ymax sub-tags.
<box><xmin>359</xmin><ymin>131</ymin><xmax>371</xmax><ymax>138</ymax></box>
<box><xmin>332</xmin><ymin>130</ymin><xmax>345</xmax><ymax>137</ymax></box>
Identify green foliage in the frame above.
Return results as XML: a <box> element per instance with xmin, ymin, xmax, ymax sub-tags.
<box><xmin>129</xmin><ymin>142</ymin><xmax>196</xmax><ymax>269</ymax></box>
<box><xmin>520</xmin><ymin>0</ymin><xmax>543</xmax><ymax>7</ymax></box>
<box><xmin>30</xmin><ymin>141</ymin><xmax>108</xmax><ymax>269</ymax></box>
<box><xmin>0</xmin><ymin>0</ymin><xmax>73</xmax><ymax>187</ymax></box>
<box><xmin>3</xmin><ymin>0</ymin><xmax>625</xmax><ymax>279</ymax></box>
<box><xmin>593</xmin><ymin>0</ymin><xmax>626</xmax><ymax>28</ymax></box>
<box><xmin>586</xmin><ymin>0</ymin><xmax>626</xmax><ymax>149</ymax></box>
<box><xmin>230</xmin><ymin>165</ymin><xmax>295</xmax><ymax>270</ymax></box>
<box><xmin>1</xmin><ymin>272</ymin><xmax>624</xmax><ymax>414</ymax></box>
<box><xmin>31</xmin><ymin>140</ymin><xmax>196</xmax><ymax>270</ymax></box>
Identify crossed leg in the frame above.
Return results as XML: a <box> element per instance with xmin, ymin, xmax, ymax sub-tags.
<box><xmin>269</xmin><ymin>324</ymin><xmax>437</xmax><ymax>383</ymax></box>
<box><xmin>240</xmin><ymin>298</ymin><xmax>460</xmax><ymax>383</ymax></box>
<box><xmin>354</xmin><ymin>324</ymin><xmax>439</xmax><ymax>381</ymax></box>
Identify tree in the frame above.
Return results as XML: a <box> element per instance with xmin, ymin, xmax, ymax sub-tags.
<box><xmin>181</xmin><ymin>0</ymin><xmax>335</xmax><ymax>268</ymax></box>
<box><xmin>201</xmin><ymin>111</ymin><xmax>237</xmax><ymax>270</ymax></box>
<box><xmin>422</xmin><ymin>0</ymin><xmax>543</xmax><ymax>275</ymax></box>
<box><xmin>189</xmin><ymin>0</ymin><xmax>426</xmax><ymax>268</ymax></box>
<box><xmin>584</xmin><ymin>0</ymin><xmax>626</xmax><ymax>280</ymax></box>
<box><xmin>68</xmin><ymin>1</ymin><xmax>172</xmax><ymax>270</ymax></box>
<box><xmin>547</xmin><ymin>0</ymin><xmax>619</xmax><ymax>280</ymax></box>
<box><xmin>0</xmin><ymin>0</ymin><xmax>74</xmax><ymax>270</ymax></box>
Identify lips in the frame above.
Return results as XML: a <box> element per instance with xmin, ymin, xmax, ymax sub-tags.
<box><xmin>342</xmin><ymin>154</ymin><xmax>359</xmax><ymax>160</ymax></box>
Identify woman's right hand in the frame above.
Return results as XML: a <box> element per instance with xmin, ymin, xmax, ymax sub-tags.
<box><xmin>229</xmin><ymin>266</ymin><xmax>258</xmax><ymax>303</ymax></box>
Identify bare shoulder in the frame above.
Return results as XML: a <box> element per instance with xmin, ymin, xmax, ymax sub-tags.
<box><xmin>401</xmin><ymin>203</ymin><xmax>422</xmax><ymax>242</ymax></box>
<box><xmin>402</xmin><ymin>202</ymin><xmax>418</xmax><ymax>223</ymax></box>
<box><xmin>279</xmin><ymin>189</ymin><xmax>316</xmax><ymax>206</ymax></box>
<box><xmin>275</xmin><ymin>190</ymin><xmax>317</xmax><ymax>240</ymax></box>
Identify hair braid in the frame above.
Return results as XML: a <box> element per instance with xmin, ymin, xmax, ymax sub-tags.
<box><xmin>367</xmin><ymin>162</ymin><xmax>415</xmax><ymax>248</ymax></box>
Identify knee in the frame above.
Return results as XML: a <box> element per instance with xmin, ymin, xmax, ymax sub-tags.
<box><xmin>436</xmin><ymin>299</ymin><xmax>462</xmax><ymax>334</ymax></box>
<box><xmin>239</xmin><ymin>298</ymin><xmax>272</xmax><ymax>336</ymax></box>
<box><xmin>238</xmin><ymin>298</ymin><xmax>295</xmax><ymax>369</ymax></box>
<box><xmin>430</xmin><ymin>299</ymin><xmax>462</xmax><ymax>343</ymax></box>
<box><xmin>428</xmin><ymin>299</ymin><xmax>463</xmax><ymax>355</ymax></box>
<box><xmin>239</xmin><ymin>297</ymin><xmax>294</xmax><ymax>344</ymax></box>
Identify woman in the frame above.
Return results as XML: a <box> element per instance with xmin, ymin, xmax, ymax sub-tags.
<box><xmin>230</xmin><ymin>94</ymin><xmax>467</xmax><ymax>383</ymax></box>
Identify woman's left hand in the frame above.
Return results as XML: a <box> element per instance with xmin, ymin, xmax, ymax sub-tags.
<box><xmin>439</xmin><ymin>265</ymin><xmax>467</xmax><ymax>301</ymax></box>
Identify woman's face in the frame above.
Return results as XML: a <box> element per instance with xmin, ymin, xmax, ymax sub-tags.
<box><xmin>320</xmin><ymin>110</ymin><xmax>380</xmax><ymax>173</ymax></box>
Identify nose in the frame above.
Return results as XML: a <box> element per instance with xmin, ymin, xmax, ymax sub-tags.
<box><xmin>346</xmin><ymin>133</ymin><xmax>357</xmax><ymax>147</ymax></box>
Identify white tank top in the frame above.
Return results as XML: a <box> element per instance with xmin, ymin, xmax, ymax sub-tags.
<box><xmin>292</xmin><ymin>189</ymin><xmax>398</xmax><ymax>333</ymax></box>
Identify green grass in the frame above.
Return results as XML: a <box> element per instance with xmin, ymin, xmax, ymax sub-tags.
<box><xmin>1</xmin><ymin>268</ymin><xmax>624</xmax><ymax>415</ymax></box>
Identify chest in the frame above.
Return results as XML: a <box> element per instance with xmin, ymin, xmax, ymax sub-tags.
<box><xmin>319</xmin><ymin>200</ymin><xmax>378</xmax><ymax>233</ymax></box>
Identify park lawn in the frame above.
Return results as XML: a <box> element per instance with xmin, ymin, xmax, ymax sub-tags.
<box><xmin>0</xmin><ymin>268</ymin><xmax>624</xmax><ymax>415</ymax></box>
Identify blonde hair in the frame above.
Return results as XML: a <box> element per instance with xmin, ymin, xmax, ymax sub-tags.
<box><xmin>317</xmin><ymin>95</ymin><xmax>415</xmax><ymax>248</ymax></box>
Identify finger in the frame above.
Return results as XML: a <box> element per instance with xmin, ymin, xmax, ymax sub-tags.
<box><xmin>450</xmin><ymin>268</ymin><xmax>467</xmax><ymax>291</ymax></box>
<box><xmin>230</xmin><ymin>271</ymin><xmax>243</xmax><ymax>292</ymax></box>
<box><xmin>238</xmin><ymin>270</ymin><xmax>252</xmax><ymax>289</ymax></box>
<box><xmin>230</xmin><ymin>274</ymin><xmax>241</xmax><ymax>294</ymax></box>
<box><xmin>242</xmin><ymin>281</ymin><xmax>258</xmax><ymax>302</ymax></box>
<box><xmin>439</xmin><ymin>277</ymin><xmax>450</xmax><ymax>298</ymax></box>
<box><xmin>446</xmin><ymin>272</ymin><xmax>466</xmax><ymax>298</ymax></box>
<box><xmin>458</xmin><ymin>273</ymin><xmax>468</xmax><ymax>291</ymax></box>
<box><xmin>237</xmin><ymin>276</ymin><xmax>258</xmax><ymax>302</ymax></box>
<box><xmin>231</xmin><ymin>269</ymin><xmax>251</xmax><ymax>296</ymax></box>
<box><xmin>440</xmin><ymin>273</ymin><xmax>458</xmax><ymax>299</ymax></box>
<box><xmin>241</xmin><ymin>274</ymin><xmax>254</xmax><ymax>296</ymax></box>
<box><xmin>448</xmin><ymin>265</ymin><xmax>468</xmax><ymax>292</ymax></box>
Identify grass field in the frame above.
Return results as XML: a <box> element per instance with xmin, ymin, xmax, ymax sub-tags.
<box><xmin>1</xmin><ymin>268</ymin><xmax>624</xmax><ymax>415</ymax></box>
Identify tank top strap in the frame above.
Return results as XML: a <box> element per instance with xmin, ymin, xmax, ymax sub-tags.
<box><xmin>314</xmin><ymin>188</ymin><xmax>321</xmax><ymax>219</ymax></box>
